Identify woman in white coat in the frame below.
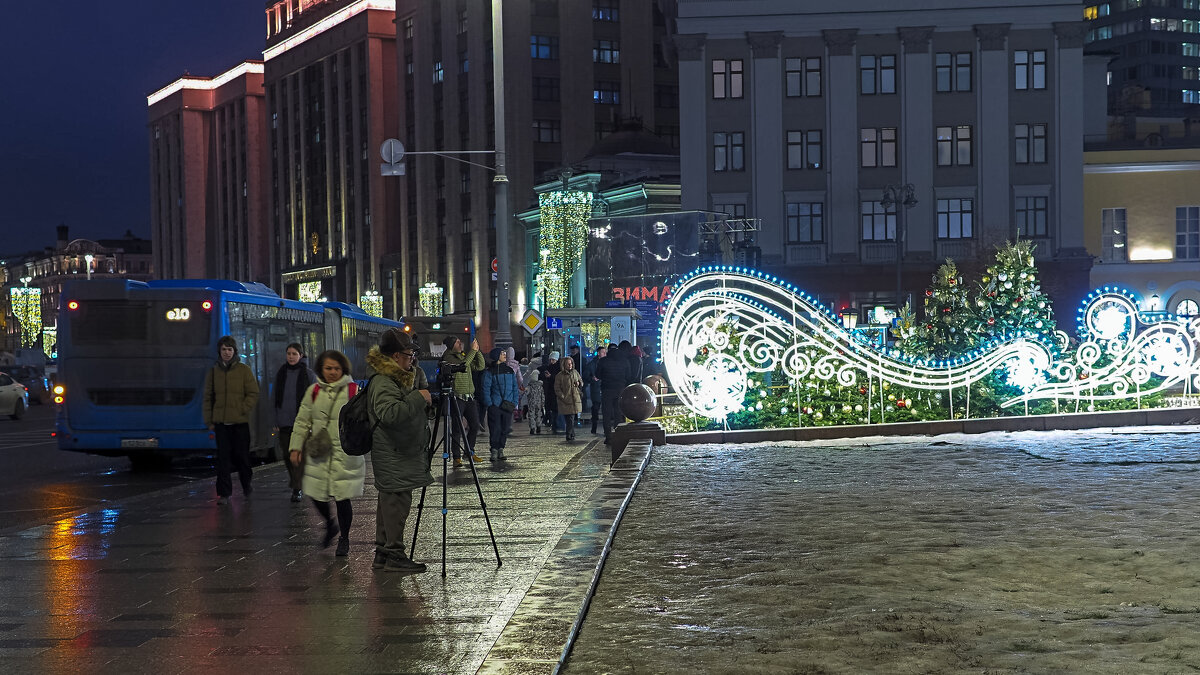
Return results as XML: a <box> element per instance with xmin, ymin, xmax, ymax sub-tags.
<box><xmin>288</xmin><ymin>349</ymin><xmax>366</xmax><ymax>556</ymax></box>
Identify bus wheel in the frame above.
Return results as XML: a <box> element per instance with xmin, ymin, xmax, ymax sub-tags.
<box><xmin>129</xmin><ymin>451</ymin><xmax>171</xmax><ymax>472</ymax></box>
<box><xmin>10</xmin><ymin>400</ymin><xmax>23</xmax><ymax>420</ymax></box>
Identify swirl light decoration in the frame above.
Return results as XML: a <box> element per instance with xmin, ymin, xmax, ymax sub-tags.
<box><xmin>660</xmin><ymin>267</ymin><xmax>1054</xmax><ymax>418</ymax></box>
<box><xmin>1005</xmin><ymin>288</ymin><xmax>1200</xmax><ymax>408</ymax></box>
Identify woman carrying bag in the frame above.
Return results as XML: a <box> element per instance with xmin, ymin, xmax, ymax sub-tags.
<box><xmin>288</xmin><ymin>349</ymin><xmax>365</xmax><ymax>556</ymax></box>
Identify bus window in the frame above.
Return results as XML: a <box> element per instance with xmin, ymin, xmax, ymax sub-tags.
<box><xmin>69</xmin><ymin>300</ymin><xmax>212</xmax><ymax>346</ymax></box>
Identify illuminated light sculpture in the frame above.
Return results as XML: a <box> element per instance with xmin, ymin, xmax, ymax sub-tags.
<box><xmin>359</xmin><ymin>290</ymin><xmax>383</xmax><ymax>318</ymax></box>
<box><xmin>42</xmin><ymin>327</ymin><xmax>57</xmax><ymax>359</ymax></box>
<box><xmin>660</xmin><ymin>267</ymin><xmax>1053</xmax><ymax>419</ymax></box>
<box><xmin>1008</xmin><ymin>289</ymin><xmax>1200</xmax><ymax>408</ymax></box>
<box><xmin>10</xmin><ymin>287</ymin><xmax>42</xmax><ymax>348</ymax></box>
<box><xmin>660</xmin><ymin>269</ymin><xmax>1200</xmax><ymax>421</ymax></box>
<box><xmin>418</xmin><ymin>281</ymin><xmax>444</xmax><ymax>317</ymax></box>
<box><xmin>537</xmin><ymin>190</ymin><xmax>594</xmax><ymax>309</ymax></box>
<box><xmin>297</xmin><ymin>281</ymin><xmax>321</xmax><ymax>303</ymax></box>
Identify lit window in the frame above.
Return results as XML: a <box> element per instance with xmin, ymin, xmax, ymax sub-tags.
<box><xmin>712</xmin><ymin>59</ymin><xmax>743</xmax><ymax>99</ymax></box>
<box><xmin>593</xmin><ymin>39</ymin><xmax>621</xmax><ymax>64</ymax></box>
<box><xmin>1101</xmin><ymin>208</ymin><xmax>1126</xmax><ymax>262</ymax></box>
<box><xmin>530</xmin><ymin>35</ymin><xmax>559</xmax><ymax>60</ymax></box>
<box><xmin>937</xmin><ymin>199</ymin><xmax>974</xmax><ymax>239</ymax></box>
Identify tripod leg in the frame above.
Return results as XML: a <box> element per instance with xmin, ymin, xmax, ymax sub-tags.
<box><xmin>409</xmin><ymin>485</ymin><xmax>428</xmax><ymax>558</ymax></box>
<box><xmin>452</xmin><ymin>397</ymin><xmax>503</xmax><ymax>569</ymax></box>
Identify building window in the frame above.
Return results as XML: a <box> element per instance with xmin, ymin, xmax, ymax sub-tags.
<box><xmin>593</xmin><ymin>0</ymin><xmax>619</xmax><ymax>21</ymax></box>
<box><xmin>466</xmin><ymin>289</ymin><xmax>475</xmax><ymax>311</ymax></box>
<box><xmin>861</xmin><ymin>201</ymin><xmax>896</xmax><ymax>241</ymax></box>
<box><xmin>594</xmin><ymin>80</ymin><xmax>621</xmax><ymax>104</ymax></box>
<box><xmin>1177</xmin><ymin>206</ymin><xmax>1200</xmax><ymax>259</ymax></box>
<box><xmin>860</xmin><ymin>55</ymin><xmax>896</xmax><ymax>95</ymax></box>
<box><xmin>860</xmin><ymin>128</ymin><xmax>897</xmax><ymax>167</ymax></box>
<box><xmin>533</xmin><ymin>119</ymin><xmax>561</xmax><ymax>143</ymax></box>
<box><xmin>1177</xmin><ymin>299</ymin><xmax>1199</xmax><ymax>316</ymax></box>
<box><xmin>937</xmin><ymin>198</ymin><xmax>974</xmax><ymax>239</ymax></box>
<box><xmin>936</xmin><ymin>126</ymin><xmax>972</xmax><ymax>166</ymax></box>
<box><xmin>713</xmin><ymin>132</ymin><xmax>745</xmax><ymax>171</ymax></box>
<box><xmin>1015</xmin><ymin>50</ymin><xmax>1047</xmax><ymax>90</ymax></box>
<box><xmin>1015</xmin><ymin>196</ymin><xmax>1048</xmax><ymax>237</ymax></box>
<box><xmin>1015</xmin><ymin>124</ymin><xmax>1047</xmax><ymax>164</ymax></box>
<box><xmin>458</xmin><ymin>9</ymin><xmax>467</xmax><ymax>33</ymax></box>
<box><xmin>714</xmin><ymin>203</ymin><xmax>747</xmax><ymax>218</ymax></box>
<box><xmin>712</xmin><ymin>59</ymin><xmax>744</xmax><ymax>99</ymax></box>
<box><xmin>531</xmin><ymin>35</ymin><xmax>559</xmax><ymax>60</ymax></box>
<box><xmin>786</xmin><ymin>130</ymin><xmax>822</xmax><ymax>169</ymax></box>
<box><xmin>533</xmin><ymin>76</ymin><xmax>560</xmax><ymax>102</ymax></box>
<box><xmin>432</xmin><ymin>61</ymin><xmax>444</xmax><ymax>83</ymax></box>
<box><xmin>460</xmin><ymin>170</ymin><xmax>471</xmax><ymax>194</ymax></box>
<box><xmin>935</xmin><ymin>52</ymin><xmax>972</xmax><ymax>92</ymax></box>
<box><xmin>594</xmin><ymin>39</ymin><xmax>621</xmax><ymax>64</ymax></box>
<box><xmin>785</xmin><ymin>57</ymin><xmax>821</xmax><ymax>97</ymax></box>
<box><xmin>459</xmin><ymin>50</ymin><xmax>469</xmax><ymax>73</ymax></box>
<box><xmin>404</xmin><ymin>18</ymin><xmax>413</xmax><ymax>38</ymax></box>
<box><xmin>461</xmin><ymin>217</ymin><xmax>473</xmax><ymax>234</ymax></box>
<box><xmin>786</xmin><ymin>202</ymin><xmax>823</xmax><ymax>242</ymax></box>
<box><xmin>1101</xmin><ymin>207</ymin><xmax>1127</xmax><ymax>262</ymax></box>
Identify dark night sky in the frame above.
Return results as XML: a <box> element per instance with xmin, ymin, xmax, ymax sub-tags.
<box><xmin>0</xmin><ymin>1</ymin><xmax>263</xmax><ymax>257</ymax></box>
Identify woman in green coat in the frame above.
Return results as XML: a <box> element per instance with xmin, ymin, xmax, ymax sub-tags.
<box><xmin>289</xmin><ymin>350</ymin><xmax>365</xmax><ymax>556</ymax></box>
<box><xmin>367</xmin><ymin>329</ymin><xmax>434</xmax><ymax>573</ymax></box>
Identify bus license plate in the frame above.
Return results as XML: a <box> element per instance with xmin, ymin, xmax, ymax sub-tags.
<box><xmin>121</xmin><ymin>438</ymin><xmax>159</xmax><ymax>448</ymax></box>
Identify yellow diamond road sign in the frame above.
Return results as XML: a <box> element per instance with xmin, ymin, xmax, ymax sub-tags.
<box><xmin>521</xmin><ymin>309</ymin><xmax>544</xmax><ymax>335</ymax></box>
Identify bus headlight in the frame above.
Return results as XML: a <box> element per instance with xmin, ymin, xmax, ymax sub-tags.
<box><xmin>53</xmin><ymin>384</ymin><xmax>64</xmax><ymax>404</ymax></box>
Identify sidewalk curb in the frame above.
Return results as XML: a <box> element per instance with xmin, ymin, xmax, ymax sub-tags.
<box><xmin>477</xmin><ymin>439</ymin><xmax>654</xmax><ymax>674</ymax></box>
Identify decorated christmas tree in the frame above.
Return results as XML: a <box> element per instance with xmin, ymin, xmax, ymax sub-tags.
<box><xmin>975</xmin><ymin>240</ymin><xmax>1057</xmax><ymax>342</ymax></box>
<box><xmin>901</xmin><ymin>259</ymin><xmax>978</xmax><ymax>359</ymax></box>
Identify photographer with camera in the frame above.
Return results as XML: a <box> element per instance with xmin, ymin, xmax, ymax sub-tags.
<box><xmin>366</xmin><ymin>329</ymin><xmax>433</xmax><ymax>573</ymax></box>
<box><xmin>438</xmin><ymin>335</ymin><xmax>486</xmax><ymax>466</ymax></box>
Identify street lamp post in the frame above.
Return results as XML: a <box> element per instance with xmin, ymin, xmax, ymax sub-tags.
<box><xmin>879</xmin><ymin>184</ymin><xmax>917</xmax><ymax>310</ymax></box>
<box><xmin>491</xmin><ymin>0</ymin><xmax>513</xmax><ymax>349</ymax></box>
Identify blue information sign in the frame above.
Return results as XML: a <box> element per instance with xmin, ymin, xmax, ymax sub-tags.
<box><xmin>546</xmin><ymin>317</ymin><xmax>563</xmax><ymax>330</ymax></box>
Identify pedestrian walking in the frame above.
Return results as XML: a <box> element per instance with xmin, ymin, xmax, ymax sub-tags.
<box><xmin>366</xmin><ymin>328</ymin><xmax>434</xmax><ymax>573</ymax></box>
<box><xmin>273</xmin><ymin>343</ymin><xmax>315</xmax><ymax>502</ymax></box>
<box><xmin>203</xmin><ymin>336</ymin><xmax>260</xmax><ymax>505</ymax></box>
<box><xmin>597</xmin><ymin>344</ymin><xmax>631</xmax><ymax>445</ymax></box>
<box><xmin>288</xmin><ymin>350</ymin><xmax>364</xmax><ymax>556</ymax></box>
<box><xmin>584</xmin><ymin>346</ymin><xmax>606</xmax><ymax>434</ymax></box>
<box><xmin>439</xmin><ymin>335</ymin><xmax>486</xmax><ymax>466</ymax></box>
<box><xmin>481</xmin><ymin>348</ymin><xmax>518</xmax><ymax>461</ymax></box>
<box><xmin>524</xmin><ymin>357</ymin><xmax>545</xmax><ymax>434</ymax></box>
<box><xmin>554</xmin><ymin>356</ymin><xmax>584</xmax><ymax>442</ymax></box>
<box><xmin>540</xmin><ymin>351</ymin><xmax>562</xmax><ymax>433</ymax></box>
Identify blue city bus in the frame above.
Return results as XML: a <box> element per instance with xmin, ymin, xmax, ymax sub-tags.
<box><xmin>395</xmin><ymin>314</ymin><xmax>477</xmax><ymax>383</ymax></box>
<box><xmin>54</xmin><ymin>279</ymin><xmax>400</xmax><ymax>466</ymax></box>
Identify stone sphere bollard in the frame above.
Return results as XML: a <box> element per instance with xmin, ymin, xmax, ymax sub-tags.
<box><xmin>642</xmin><ymin>375</ymin><xmax>667</xmax><ymax>417</ymax></box>
<box><xmin>619</xmin><ymin>383</ymin><xmax>658</xmax><ymax>423</ymax></box>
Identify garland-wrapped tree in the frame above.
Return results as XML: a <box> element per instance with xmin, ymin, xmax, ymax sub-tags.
<box><xmin>976</xmin><ymin>240</ymin><xmax>1057</xmax><ymax>341</ymax></box>
<box><xmin>901</xmin><ymin>259</ymin><xmax>978</xmax><ymax>359</ymax></box>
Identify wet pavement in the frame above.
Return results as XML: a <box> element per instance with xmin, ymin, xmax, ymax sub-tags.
<box><xmin>0</xmin><ymin>422</ymin><xmax>639</xmax><ymax>674</ymax></box>
<box><xmin>567</xmin><ymin>427</ymin><xmax>1200</xmax><ymax>674</ymax></box>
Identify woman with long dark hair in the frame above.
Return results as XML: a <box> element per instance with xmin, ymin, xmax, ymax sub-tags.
<box><xmin>274</xmin><ymin>343</ymin><xmax>315</xmax><ymax>502</ymax></box>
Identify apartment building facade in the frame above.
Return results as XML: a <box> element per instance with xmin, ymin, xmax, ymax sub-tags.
<box><xmin>393</xmin><ymin>0</ymin><xmax>679</xmax><ymax>343</ymax></box>
<box><xmin>147</xmin><ymin>61</ymin><xmax>269</xmax><ymax>282</ymax></box>
<box><xmin>676</xmin><ymin>0</ymin><xmax>1093</xmax><ymax>316</ymax></box>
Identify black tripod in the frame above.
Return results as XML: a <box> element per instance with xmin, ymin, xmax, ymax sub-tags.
<box><xmin>410</xmin><ymin>375</ymin><xmax>501</xmax><ymax>577</ymax></box>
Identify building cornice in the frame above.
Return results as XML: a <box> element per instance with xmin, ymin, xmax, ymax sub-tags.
<box><xmin>746</xmin><ymin>31</ymin><xmax>783</xmax><ymax>59</ymax></box>
<box><xmin>1085</xmin><ymin>161</ymin><xmax>1200</xmax><ymax>173</ymax></box>
<box><xmin>823</xmin><ymin>29</ymin><xmax>858</xmax><ymax>57</ymax></box>
<box><xmin>898</xmin><ymin>26</ymin><xmax>935</xmax><ymax>54</ymax></box>
<box><xmin>974</xmin><ymin>23</ymin><xmax>1011</xmax><ymax>51</ymax></box>
<box><xmin>674</xmin><ymin>34</ymin><xmax>707</xmax><ymax>61</ymax></box>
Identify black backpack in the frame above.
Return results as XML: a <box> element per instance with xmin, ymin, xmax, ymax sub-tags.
<box><xmin>339</xmin><ymin>375</ymin><xmax>379</xmax><ymax>456</ymax></box>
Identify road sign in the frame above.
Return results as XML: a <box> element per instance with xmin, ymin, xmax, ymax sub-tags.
<box><xmin>546</xmin><ymin>317</ymin><xmax>563</xmax><ymax>330</ymax></box>
<box><xmin>520</xmin><ymin>309</ymin><xmax>544</xmax><ymax>335</ymax></box>
<box><xmin>491</xmin><ymin>257</ymin><xmax>499</xmax><ymax>273</ymax></box>
<box><xmin>380</xmin><ymin>138</ymin><xmax>406</xmax><ymax>164</ymax></box>
<box><xmin>381</xmin><ymin>163</ymin><xmax>405</xmax><ymax>176</ymax></box>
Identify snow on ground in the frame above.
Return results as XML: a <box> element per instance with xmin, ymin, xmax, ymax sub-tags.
<box><xmin>565</xmin><ymin>426</ymin><xmax>1200</xmax><ymax>674</ymax></box>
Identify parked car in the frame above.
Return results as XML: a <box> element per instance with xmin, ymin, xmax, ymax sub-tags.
<box><xmin>0</xmin><ymin>372</ymin><xmax>29</xmax><ymax>420</ymax></box>
<box><xmin>0</xmin><ymin>365</ymin><xmax>48</xmax><ymax>405</ymax></box>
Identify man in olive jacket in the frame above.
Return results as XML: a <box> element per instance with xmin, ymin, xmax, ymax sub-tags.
<box><xmin>438</xmin><ymin>335</ymin><xmax>486</xmax><ymax>465</ymax></box>
<box><xmin>368</xmin><ymin>329</ymin><xmax>434</xmax><ymax>573</ymax></box>
<box><xmin>203</xmin><ymin>335</ymin><xmax>260</xmax><ymax>504</ymax></box>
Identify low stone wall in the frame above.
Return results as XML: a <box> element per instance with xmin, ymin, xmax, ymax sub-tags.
<box><xmin>667</xmin><ymin>406</ymin><xmax>1200</xmax><ymax>446</ymax></box>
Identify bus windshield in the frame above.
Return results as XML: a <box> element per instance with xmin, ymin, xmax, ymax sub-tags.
<box><xmin>69</xmin><ymin>300</ymin><xmax>212</xmax><ymax>346</ymax></box>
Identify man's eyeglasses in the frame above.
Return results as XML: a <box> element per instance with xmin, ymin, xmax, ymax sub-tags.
<box><xmin>398</xmin><ymin>350</ymin><xmax>418</xmax><ymax>359</ymax></box>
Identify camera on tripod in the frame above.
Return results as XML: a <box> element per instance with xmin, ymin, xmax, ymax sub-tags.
<box><xmin>428</xmin><ymin>360</ymin><xmax>468</xmax><ymax>409</ymax></box>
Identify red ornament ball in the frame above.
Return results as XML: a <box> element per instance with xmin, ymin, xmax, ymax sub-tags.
<box><xmin>859</xmin><ymin>386</ymin><xmax>867</xmax><ymax>395</ymax></box>
<box><xmin>925</xmin><ymin>290</ymin><xmax>933</xmax><ymax>297</ymax></box>
<box><xmin>896</xmin><ymin>400</ymin><xmax>907</xmax><ymax>408</ymax></box>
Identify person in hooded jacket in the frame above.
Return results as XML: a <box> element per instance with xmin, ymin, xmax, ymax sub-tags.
<box><xmin>288</xmin><ymin>350</ymin><xmax>364</xmax><ymax>556</ymax></box>
<box><xmin>480</xmin><ymin>348</ymin><xmax>519</xmax><ymax>461</ymax></box>
<box><xmin>523</xmin><ymin>357</ymin><xmax>545</xmax><ymax>434</ymax></box>
<box><xmin>203</xmin><ymin>335</ymin><xmax>260</xmax><ymax>505</ymax></box>
<box><xmin>367</xmin><ymin>329</ymin><xmax>434</xmax><ymax>573</ymax></box>
<box><xmin>274</xmin><ymin>343</ymin><xmax>316</xmax><ymax>502</ymax></box>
